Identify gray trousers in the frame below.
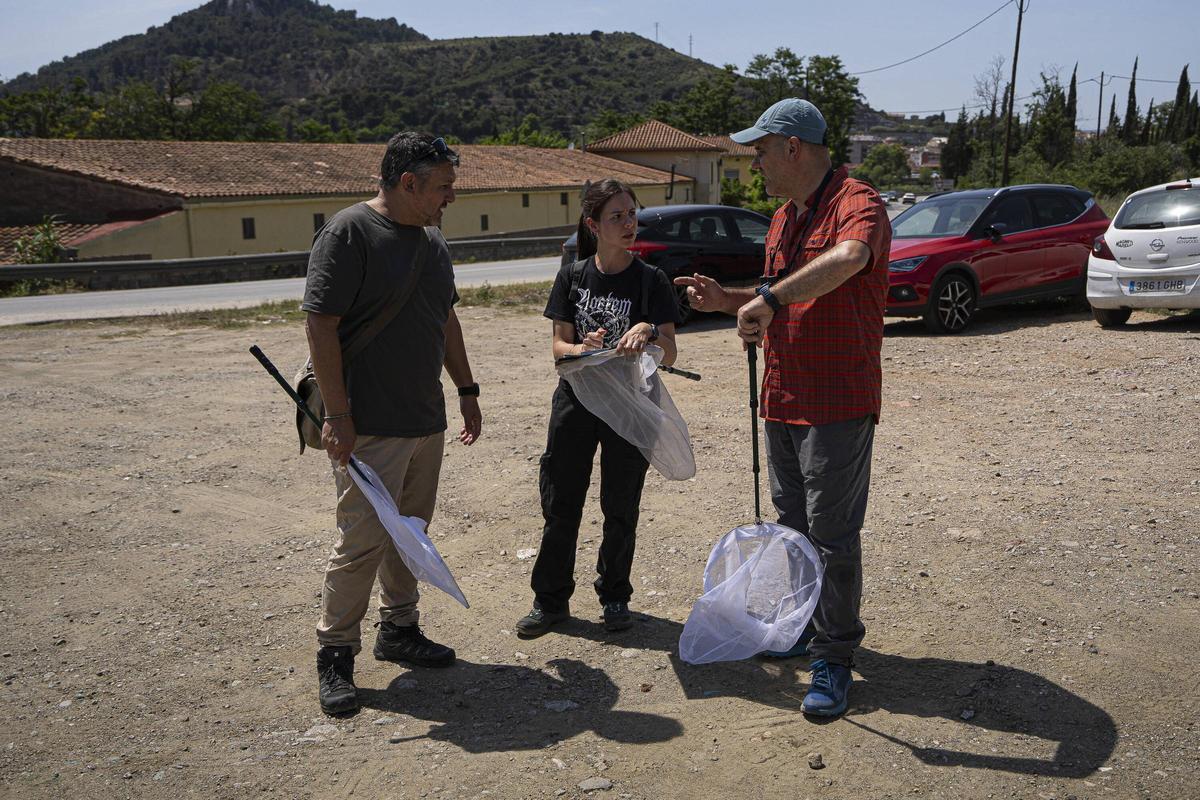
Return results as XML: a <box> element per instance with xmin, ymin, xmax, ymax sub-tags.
<box><xmin>765</xmin><ymin>415</ymin><xmax>874</xmax><ymax>667</ymax></box>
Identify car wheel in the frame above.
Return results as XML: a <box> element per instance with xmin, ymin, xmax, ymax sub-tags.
<box><xmin>675</xmin><ymin>285</ymin><xmax>695</xmax><ymax>327</ymax></box>
<box><xmin>923</xmin><ymin>272</ymin><xmax>976</xmax><ymax>334</ymax></box>
<box><xmin>1092</xmin><ymin>306</ymin><xmax>1132</xmax><ymax>328</ymax></box>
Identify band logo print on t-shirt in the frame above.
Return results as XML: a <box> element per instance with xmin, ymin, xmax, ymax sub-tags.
<box><xmin>573</xmin><ymin>287</ymin><xmax>632</xmax><ymax>349</ymax></box>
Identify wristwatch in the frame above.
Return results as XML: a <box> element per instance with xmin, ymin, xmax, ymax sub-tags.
<box><xmin>647</xmin><ymin>324</ymin><xmax>659</xmax><ymax>342</ymax></box>
<box><xmin>457</xmin><ymin>382</ymin><xmax>480</xmax><ymax>397</ymax></box>
<box><xmin>756</xmin><ymin>282</ymin><xmax>783</xmax><ymax>312</ymax></box>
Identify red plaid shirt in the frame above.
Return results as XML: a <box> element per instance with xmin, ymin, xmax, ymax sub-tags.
<box><xmin>760</xmin><ymin>166</ymin><xmax>891</xmax><ymax>426</ymax></box>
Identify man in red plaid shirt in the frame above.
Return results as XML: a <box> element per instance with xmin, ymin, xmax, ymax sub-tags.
<box><xmin>676</xmin><ymin>98</ymin><xmax>890</xmax><ymax>718</ymax></box>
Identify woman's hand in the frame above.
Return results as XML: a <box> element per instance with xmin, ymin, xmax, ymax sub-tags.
<box><xmin>580</xmin><ymin>327</ymin><xmax>606</xmax><ymax>352</ymax></box>
<box><xmin>615</xmin><ymin>322</ymin><xmax>654</xmax><ymax>356</ymax></box>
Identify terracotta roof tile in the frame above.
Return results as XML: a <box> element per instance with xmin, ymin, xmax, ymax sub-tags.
<box><xmin>0</xmin><ymin>139</ymin><xmax>689</xmax><ymax>200</ymax></box>
<box><xmin>0</xmin><ymin>217</ymin><xmax>166</xmax><ymax>264</ymax></box>
<box><xmin>696</xmin><ymin>134</ymin><xmax>756</xmax><ymax>157</ymax></box>
<box><xmin>586</xmin><ymin>120</ymin><xmax>723</xmax><ymax>153</ymax></box>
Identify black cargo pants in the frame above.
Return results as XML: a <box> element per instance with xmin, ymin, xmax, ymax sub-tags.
<box><xmin>531</xmin><ymin>382</ymin><xmax>650</xmax><ymax>613</ymax></box>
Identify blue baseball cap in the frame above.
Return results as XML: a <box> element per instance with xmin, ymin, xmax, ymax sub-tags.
<box><xmin>731</xmin><ymin>98</ymin><xmax>827</xmax><ymax>146</ymax></box>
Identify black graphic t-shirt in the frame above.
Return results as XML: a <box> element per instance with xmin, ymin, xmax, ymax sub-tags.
<box><xmin>543</xmin><ymin>257</ymin><xmax>681</xmax><ymax>348</ymax></box>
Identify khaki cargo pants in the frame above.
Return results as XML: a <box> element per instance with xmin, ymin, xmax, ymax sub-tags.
<box><xmin>316</xmin><ymin>433</ymin><xmax>443</xmax><ymax>653</ymax></box>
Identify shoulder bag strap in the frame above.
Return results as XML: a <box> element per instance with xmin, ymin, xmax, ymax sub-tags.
<box><xmin>568</xmin><ymin>257</ymin><xmax>588</xmax><ymax>306</ymax></box>
<box><xmin>639</xmin><ymin>261</ymin><xmax>656</xmax><ymax>321</ymax></box>
<box><xmin>340</xmin><ymin>225</ymin><xmax>433</xmax><ymax>364</ymax></box>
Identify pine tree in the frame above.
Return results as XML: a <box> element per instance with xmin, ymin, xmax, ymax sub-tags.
<box><xmin>1165</xmin><ymin>65</ymin><xmax>1191</xmax><ymax>142</ymax></box>
<box><xmin>1122</xmin><ymin>57</ymin><xmax>1140</xmax><ymax>145</ymax></box>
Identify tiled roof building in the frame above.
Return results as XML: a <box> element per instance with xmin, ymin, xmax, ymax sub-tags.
<box><xmin>583</xmin><ymin>120</ymin><xmax>727</xmax><ymax>205</ymax></box>
<box><xmin>0</xmin><ymin>138</ymin><xmax>684</xmax><ymax>199</ymax></box>
<box><xmin>0</xmin><ymin>138</ymin><xmax>693</xmax><ymax>262</ymax></box>
<box><xmin>586</xmin><ymin>120</ymin><xmax>723</xmax><ymax>154</ymax></box>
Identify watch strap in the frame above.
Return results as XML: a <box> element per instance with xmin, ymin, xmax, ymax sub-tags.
<box><xmin>756</xmin><ymin>283</ymin><xmax>783</xmax><ymax>312</ymax></box>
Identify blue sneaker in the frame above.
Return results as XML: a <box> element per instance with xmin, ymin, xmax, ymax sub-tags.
<box><xmin>801</xmin><ymin>658</ymin><xmax>852</xmax><ymax>717</ymax></box>
<box><xmin>760</xmin><ymin>625</ymin><xmax>816</xmax><ymax>658</ymax></box>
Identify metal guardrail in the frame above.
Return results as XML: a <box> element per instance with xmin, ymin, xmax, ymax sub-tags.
<box><xmin>0</xmin><ymin>235</ymin><xmax>567</xmax><ymax>282</ymax></box>
<box><xmin>0</xmin><ymin>251</ymin><xmax>309</xmax><ymax>281</ymax></box>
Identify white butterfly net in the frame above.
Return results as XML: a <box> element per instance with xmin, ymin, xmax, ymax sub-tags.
<box><xmin>555</xmin><ymin>345</ymin><xmax>695</xmax><ymax>480</ymax></box>
<box><xmin>347</xmin><ymin>455</ymin><xmax>469</xmax><ymax>608</ymax></box>
<box><xmin>678</xmin><ymin>521</ymin><xmax>823</xmax><ymax>664</ymax></box>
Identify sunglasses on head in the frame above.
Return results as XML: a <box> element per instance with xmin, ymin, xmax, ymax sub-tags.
<box><xmin>403</xmin><ymin>137</ymin><xmax>459</xmax><ymax>173</ymax></box>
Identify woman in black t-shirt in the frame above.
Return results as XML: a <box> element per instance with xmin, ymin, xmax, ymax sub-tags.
<box><xmin>516</xmin><ymin>179</ymin><xmax>682</xmax><ymax>637</ymax></box>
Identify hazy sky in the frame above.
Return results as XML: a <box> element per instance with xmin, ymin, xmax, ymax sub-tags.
<box><xmin>0</xmin><ymin>0</ymin><xmax>1193</xmax><ymax>126</ymax></box>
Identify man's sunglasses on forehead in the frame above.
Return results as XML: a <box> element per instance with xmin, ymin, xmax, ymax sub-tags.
<box><xmin>403</xmin><ymin>137</ymin><xmax>459</xmax><ymax>173</ymax></box>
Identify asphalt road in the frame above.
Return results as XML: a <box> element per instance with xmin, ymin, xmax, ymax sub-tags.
<box><xmin>0</xmin><ymin>254</ymin><xmax>563</xmax><ymax>326</ymax></box>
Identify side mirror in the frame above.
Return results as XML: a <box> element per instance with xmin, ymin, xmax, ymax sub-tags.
<box><xmin>985</xmin><ymin>223</ymin><xmax>1008</xmax><ymax>242</ymax></box>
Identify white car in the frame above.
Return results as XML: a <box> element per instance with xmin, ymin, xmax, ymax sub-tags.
<box><xmin>1087</xmin><ymin>177</ymin><xmax>1200</xmax><ymax>326</ymax></box>
<box><xmin>901</xmin><ymin>192</ymin><xmax>917</xmax><ymax>205</ymax></box>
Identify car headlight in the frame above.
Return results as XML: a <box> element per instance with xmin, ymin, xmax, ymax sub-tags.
<box><xmin>888</xmin><ymin>256</ymin><xmax>927</xmax><ymax>272</ymax></box>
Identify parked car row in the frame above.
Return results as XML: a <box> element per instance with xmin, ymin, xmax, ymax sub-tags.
<box><xmin>560</xmin><ymin>178</ymin><xmax>1199</xmax><ymax>333</ymax></box>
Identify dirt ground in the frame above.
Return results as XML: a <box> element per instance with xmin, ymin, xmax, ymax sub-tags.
<box><xmin>1</xmin><ymin>301</ymin><xmax>1198</xmax><ymax>800</ymax></box>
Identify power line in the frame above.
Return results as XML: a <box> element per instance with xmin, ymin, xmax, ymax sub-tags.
<box><xmin>887</xmin><ymin>66</ymin><xmax>1183</xmax><ymax>119</ymax></box>
<box><xmin>850</xmin><ymin>0</ymin><xmax>1015</xmax><ymax>76</ymax></box>
<box><xmin>885</xmin><ymin>94</ymin><xmax>1036</xmax><ymax>116</ymax></box>
<box><xmin>1100</xmin><ymin>73</ymin><xmax>1179</xmax><ymax>84</ymax></box>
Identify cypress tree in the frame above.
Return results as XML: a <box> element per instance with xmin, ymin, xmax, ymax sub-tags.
<box><xmin>943</xmin><ymin>105</ymin><xmax>973</xmax><ymax>179</ymax></box>
<box><xmin>1166</xmin><ymin>66</ymin><xmax>1191</xmax><ymax>142</ymax></box>
<box><xmin>1140</xmin><ymin>98</ymin><xmax>1154</xmax><ymax>145</ymax></box>
<box><xmin>1106</xmin><ymin>95</ymin><xmax>1121</xmax><ymax>137</ymax></box>
<box><xmin>1122</xmin><ymin>57</ymin><xmax>1140</xmax><ymax>145</ymax></box>
<box><xmin>1066</xmin><ymin>63</ymin><xmax>1078</xmax><ymax>131</ymax></box>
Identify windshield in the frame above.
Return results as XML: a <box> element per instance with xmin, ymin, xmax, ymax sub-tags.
<box><xmin>891</xmin><ymin>194</ymin><xmax>991</xmax><ymax>238</ymax></box>
<box><xmin>1114</xmin><ymin>187</ymin><xmax>1200</xmax><ymax>230</ymax></box>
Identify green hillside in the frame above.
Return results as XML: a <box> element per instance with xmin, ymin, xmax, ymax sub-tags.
<box><xmin>2</xmin><ymin>0</ymin><xmax>723</xmax><ymax>140</ymax></box>
<box><xmin>2</xmin><ymin>0</ymin><xmax>426</xmax><ymax>102</ymax></box>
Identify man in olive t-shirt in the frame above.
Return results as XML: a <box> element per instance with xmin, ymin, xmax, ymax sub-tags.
<box><xmin>301</xmin><ymin>132</ymin><xmax>482</xmax><ymax>716</ymax></box>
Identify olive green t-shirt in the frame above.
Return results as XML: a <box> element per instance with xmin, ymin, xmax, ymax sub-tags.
<box><xmin>301</xmin><ymin>202</ymin><xmax>458</xmax><ymax>437</ymax></box>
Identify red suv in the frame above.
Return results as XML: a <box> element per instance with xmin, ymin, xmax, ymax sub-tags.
<box><xmin>886</xmin><ymin>185</ymin><xmax>1110</xmax><ymax>332</ymax></box>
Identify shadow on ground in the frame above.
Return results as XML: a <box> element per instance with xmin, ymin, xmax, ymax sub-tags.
<box><xmin>555</xmin><ymin>613</ymin><xmax>1117</xmax><ymax>778</ymax></box>
<box><xmin>356</xmin><ymin>657</ymin><xmax>683</xmax><ymax>753</ymax></box>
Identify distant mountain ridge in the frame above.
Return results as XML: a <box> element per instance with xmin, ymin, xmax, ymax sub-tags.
<box><xmin>1</xmin><ymin>0</ymin><xmax>724</xmax><ymax>141</ymax></box>
<box><xmin>2</xmin><ymin>0</ymin><xmax>426</xmax><ymax>103</ymax></box>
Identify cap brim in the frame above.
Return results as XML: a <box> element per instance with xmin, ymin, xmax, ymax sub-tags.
<box><xmin>729</xmin><ymin>126</ymin><xmax>769</xmax><ymax>144</ymax></box>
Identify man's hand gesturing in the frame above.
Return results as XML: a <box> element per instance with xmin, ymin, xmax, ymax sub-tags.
<box><xmin>672</xmin><ymin>273</ymin><xmax>728</xmax><ymax>314</ymax></box>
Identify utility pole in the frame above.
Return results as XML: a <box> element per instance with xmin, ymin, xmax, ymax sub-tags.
<box><xmin>1001</xmin><ymin>0</ymin><xmax>1027</xmax><ymax>186</ymax></box>
<box><xmin>689</xmin><ymin>34</ymin><xmax>693</xmax><ymax>58</ymax></box>
<box><xmin>1095</xmin><ymin>71</ymin><xmax>1105</xmax><ymax>140</ymax></box>
<box><xmin>654</xmin><ymin>22</ymin><xmax>659</xmax><ymax>43</ymax></box>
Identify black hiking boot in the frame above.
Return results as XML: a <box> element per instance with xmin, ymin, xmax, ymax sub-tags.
<box><xmin>373</xmin><ymin>621</ymin><xmax>455</xmax><ymax>668</ymax></box>
<box><xmin>316</xmin><ymin>645</ymin><xmax>358</xmax><ymax>715</ymax></box>
<box><xmin>515</xmin><ymin>605</ymin><xmax>570</xmax><ymax>638</ymax></box>
<box><xmin>602</xmin><ymin>602</ymin><xmax>633</xmax><ymax>632</ymax></box>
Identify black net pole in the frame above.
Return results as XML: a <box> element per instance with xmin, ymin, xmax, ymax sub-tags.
<box><xmin>747</xmin><ymin>345</ymin><xmax>761</xmax><ymax>524</ymax></box>
<box><xmin>248</xmin><ymin>344</ymin><xmax>367</xmax><ymax>483</ymax></box>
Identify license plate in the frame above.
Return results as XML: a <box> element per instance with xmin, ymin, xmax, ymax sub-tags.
<box><xmin>1128</xmin><ymin>278</ymin><xmax>1187</xmax><ymax>294</ymax></box>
